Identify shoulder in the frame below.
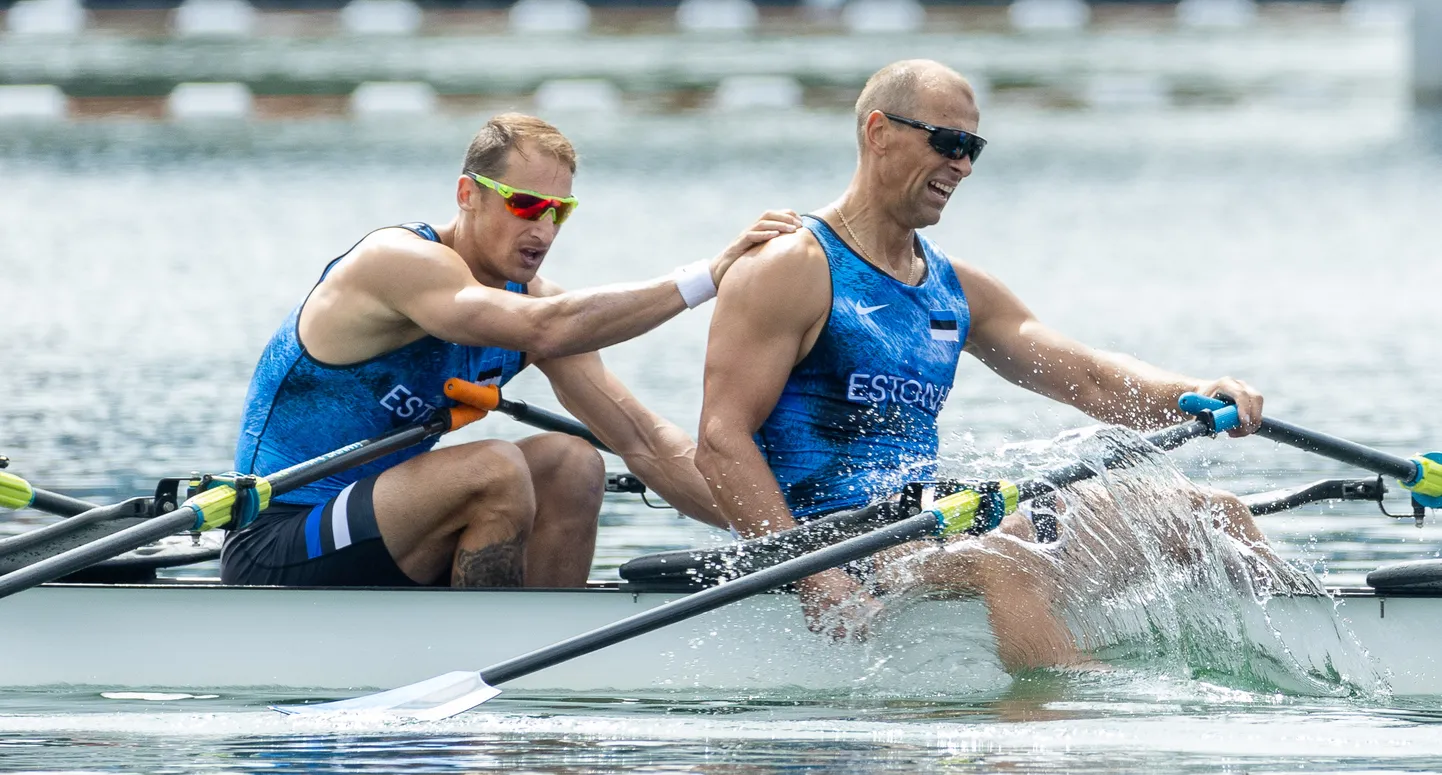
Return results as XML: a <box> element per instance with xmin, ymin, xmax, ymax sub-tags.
<box><xmin>719</xmin><ymin>228</ymin><xmax>828</xmax><ymax>291</ymax></box>
<box><xmin>346</xmin><ymin>226</ymin><xmax>462</xmax><ymax>275</ymax></box>
<box><xmin>713</xmin><ymin>228</ymin><xmax>831</xmax><ymax>329</ymax></box>
<box><xmin>318</xmin><ymin>227</ymin><xmax>471</xmax><ymax>304</ymax></box>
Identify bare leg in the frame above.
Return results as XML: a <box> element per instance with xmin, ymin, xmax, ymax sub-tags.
<box><xmin>371</xmin><ymin>440</ymin><xmax>537</xmax><ymax>587</ymax></box>
<box><xmin>515</xmin><ymin>433</ymin><xmax>604</xmax><ymax>588</ymax></box>
<box><xmin>877</xmin><ymin>512</ymin><xmax>1084</xmax><ymax>672</ymax></box>
<box><xmin>1197</xmin><ymin>487</ymin><xmax>1272</xmax><ymax>551</ymax></box>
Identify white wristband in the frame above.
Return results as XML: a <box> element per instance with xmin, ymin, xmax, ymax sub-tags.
<box><xmin>673</xmin><ymin>260</ymin><xmax>717</xmax><ymax>309</ymax></box>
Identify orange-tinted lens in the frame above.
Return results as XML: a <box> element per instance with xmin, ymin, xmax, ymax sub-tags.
<box><xmin>503</xmin><ymin>192</ymin><xmax>575</xmax><ymax>224</ymax></box>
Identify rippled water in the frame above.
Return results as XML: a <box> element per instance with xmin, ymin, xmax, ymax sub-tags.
<box><xmin>3</xmin><ymin>81</ymin><xmax>1442</xmax><ymax>770</ymax></box>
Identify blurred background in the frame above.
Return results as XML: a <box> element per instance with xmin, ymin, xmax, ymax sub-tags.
<box><xmin>2</xmin><ymin>0</ymin><xmax>1439</xmax><ymax>586</ymax></box>
<box><xmin>0</xmin><ymin>0</ymin><xmax>1432</xmax><ymax>120</ymax></box>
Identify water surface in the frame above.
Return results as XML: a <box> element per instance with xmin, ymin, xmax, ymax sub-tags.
<box><xmin>2</xmin><ymin>83</ymin><xmax>1441</xmax><ymax>771</ymax></box>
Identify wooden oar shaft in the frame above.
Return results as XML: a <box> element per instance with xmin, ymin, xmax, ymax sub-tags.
<box><xmin>1256</xmin><ymin>417</ymin><xmax>1418</xmax><ymax>483</ymax></box>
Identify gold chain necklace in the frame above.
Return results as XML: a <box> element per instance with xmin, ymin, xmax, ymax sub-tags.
<box><xmin>836</xmin><ymin>208</ymin><xmax>920</xmax><ymax>286</ymax></box>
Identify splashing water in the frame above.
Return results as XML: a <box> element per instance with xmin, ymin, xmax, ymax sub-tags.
<box><xmin>870</xmin><ymin>425</ymin><xmax>1385</xmax><ymax>700</ymax></box>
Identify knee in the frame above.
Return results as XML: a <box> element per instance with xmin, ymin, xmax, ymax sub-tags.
<box><xmin>524</xmin><ymin>433</ymin><xmax>605</xmax><ymax>501</ymax></box>
<box><xmin>996</xmin><ymin>511</ymin><xmax>1036</xmax><ymax>542</ymax></box>
<box><xmin>1190</xmin><ymin>486</ymin><xmax>1248</xmax><ymax>521</ymax></box>
<box><xmin>461</xmin><ymin>440</ymin><xmax>537</xmax><ymax>522</ymax></box>
<box><xmin>536</xmin><ymin>433</ymin><xmax>604</xmax><ymax>478</ymax></box>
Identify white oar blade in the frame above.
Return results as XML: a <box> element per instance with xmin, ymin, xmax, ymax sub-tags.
<box><xmin>270</xmin><ymin>670</ymin><xmax>500</xmax><ymax>721</ymax></box>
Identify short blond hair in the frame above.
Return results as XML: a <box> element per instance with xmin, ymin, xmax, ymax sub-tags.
<box><xmin>463</xmin><ymin>113</ymin><xmax>578</xmax><ymax>178</ymax></box>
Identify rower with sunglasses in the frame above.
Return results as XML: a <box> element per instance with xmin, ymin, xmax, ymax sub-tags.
<box><xmin>223</xmin><ymin>112</ymin><xmax>802</xmax><ymax>590</ymax></box>
<box><xmin>695</xmin><ymin>60</ymin><xmax>1274</xmax><ymax>667</ymax></box>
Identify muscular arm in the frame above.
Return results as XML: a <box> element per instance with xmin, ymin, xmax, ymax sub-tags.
<box><xmin>537</xmin><ymin>354</ymin><xmax>728</xmax><ymax>529</ymax></box>
<box><xmin>530</xmin><ymin>277</ymin><xmax>729</xmax><ymax>529</ymax></box>
<box><xmin>345</xmin><ymin>213</ymin><xmax>798</xmax><ymax>362</ymax></box>
<box><xmin>957</xmin><ymin>261</ymin><xmax>1250</xmax><ymax>431</ymax></box>
<box><xmin>693</xmin><ymin>232</ymin><xmax>876</xmax><ymax>638</ymax></box>
<box><xmin>694</xmin><ymin>233</ymin><xmax>831</xmax><ymax>539</ymax></box>
<box><xmin>378</xmin><ymin>240</ymin><xmax>690</xmax><ymax>362</ymax></box>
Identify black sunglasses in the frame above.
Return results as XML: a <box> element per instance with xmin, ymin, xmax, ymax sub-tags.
<box><xmin>883</xmin><ymin>112</ymin><xmax>987</xmax><ymax>164</ymax></box>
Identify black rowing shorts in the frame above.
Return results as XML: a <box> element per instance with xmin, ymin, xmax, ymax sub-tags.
<box><xmin>220</xmin><ymin>474</ymin><xmax>423</xmax><ymax>587</ymax></box>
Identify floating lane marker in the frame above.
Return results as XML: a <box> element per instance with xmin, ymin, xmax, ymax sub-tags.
<box><xmin>1008</xmin><ymin>0</ymin><xmax>1090</xmax><ymax>32</ymax></box>
<box><xmin>712</xmin><ymin>76</ymin><xmax>803</xmax><ymax>112</ymax></box>
<box><xmin>1176</xmin><ymin>0</ymin><xmax>1258</xmax><ymax>29</ymax></box>
<box><xmin>509</xmin><ymin>0</ymin><xmax>590</xmax><ymax>35</ymax></box>
<box><xmin>171</xmin><ymin>0</ymin><xmax>256</xmax><ymax>37</ymax></box>
<box><xmin>168</xmin><ymin>82</ymin><xmax>254</xmax><ymax>120</ymax></box>
<box><xmin>842</xmin><ymin>0</ymin><xmax>924</xmax><ymax>34</ymax></box>
<box><xmin>101</xmin><ymin>692</ymin><xmax>221</xmax><ymax>701</ymax></box>
<box><xmin>5</xmin><ymin>0</ymin><xmax>85</xmax><ymax>35</ymax></box>
<box><xmin>677</xmin><ymin>0</ymin><xmax>758</xmax><ymax>34</ymax></box>
<box><xmin>350</xmin><ymin>81</ymin><xmax>439</xmax><ymax>117</ymax></box>
<box><xmin>534</xmin><ymin>79</ymin><xmax>622</xmax><ymax>114</ymax></box>
<box><xmin>0</xmin><ymin>85</ymin><xmax>67</xmax><ymax>121</ymax></box>
<box><xmin>1084</xmin><ymin>74</ymin><xmax>1169</xmax><ymax>111</ymax></box>
<box><xmin>340</xmin><ymin>0</ymin><xmax>423</xmax><ymax>36</ymax></box>
<box><xmin>1341</xmin><ymin>0</ymin><xmax>1411</xmax><ymax>29</ymax></box>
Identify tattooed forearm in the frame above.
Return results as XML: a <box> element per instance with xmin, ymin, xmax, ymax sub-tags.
<box><xmin>453</xmin><ymin>537</ymin><xmax>526</xmax><ymax>587</ymax></box>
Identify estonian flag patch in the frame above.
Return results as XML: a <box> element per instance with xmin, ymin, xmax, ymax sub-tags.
<box><xmin>929</xmin><ymin>310</ymin><xmax>960</xmax><ymax>341</ymax></box>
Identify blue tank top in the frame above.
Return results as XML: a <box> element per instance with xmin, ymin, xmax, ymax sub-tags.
<box><xmin>755</xmin><ymin>215</ymin><xmax>970</xmax><ymax>519</ymax></box>
<box><xmin>234</xmin><ymin>223</ymin><xmax>527</xmax><ymax>505</ymax></box>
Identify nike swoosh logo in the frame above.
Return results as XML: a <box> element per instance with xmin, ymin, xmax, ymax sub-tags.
<box><xmin>854</xmin><ymin>302</ymin><xmax>889</xmax><ymax>317</ymax></box>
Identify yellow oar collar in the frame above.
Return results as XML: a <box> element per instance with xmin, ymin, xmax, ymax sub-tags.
<box><xmin>0</xmin><ymin>471</ymin><xmax>35</xmax><ymax>511</ymax></box>
<box><xmin>1405</xmin><ymin>453</ymin><xmax>1442</xmax><ymax>508</ymax></box>
<box><xmin>931</xmin><ymin>480</ymin><xmax>1021</xmax><ymax>537</ymax></box>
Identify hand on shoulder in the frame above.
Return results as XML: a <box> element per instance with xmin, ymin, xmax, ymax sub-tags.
<box><xmin>708</xmin><ymin>209</ymin><xmax>804</xmax><ymax>286</ymax></box>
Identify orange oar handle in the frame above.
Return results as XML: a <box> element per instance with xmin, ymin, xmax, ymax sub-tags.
<box><xmin>444</xmin><ymin>379</ymin><xmax>501</xmax><ymax>431</ymax></box>
<box><xmin>447</xmin><ymin>406</ymin><xmax>488</xmax><ymax>431</ymax></box>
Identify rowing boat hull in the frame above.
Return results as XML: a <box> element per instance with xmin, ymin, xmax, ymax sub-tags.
<box><xmin>2</xmin><ymin>582</ymin><xmax>1438</xmax><ymax>697</ymax></box>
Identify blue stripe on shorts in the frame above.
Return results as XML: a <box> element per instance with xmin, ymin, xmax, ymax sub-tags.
<box><xmin>304</xmin><ymin>503</ymin><xmax>325</xmax><ymax>559</ymax></box>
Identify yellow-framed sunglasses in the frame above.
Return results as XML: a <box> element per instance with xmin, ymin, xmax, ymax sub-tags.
<box><xmin>466</xmin><ymin>171</ymin><xmax>579</xmax><ymax>225</ymax></box>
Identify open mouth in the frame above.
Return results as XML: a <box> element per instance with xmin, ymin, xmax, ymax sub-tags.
<box><xmin>928</xmin><ymin>180</ymin><xmax>956</xmax><ymax>200</ymax></box>
<box><xmin>519</xmin><ymin>246</ymin><xmax>547</xmax><ymax>265</ymax></box>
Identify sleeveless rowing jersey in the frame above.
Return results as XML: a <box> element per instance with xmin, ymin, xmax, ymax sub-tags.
<box><xmin>234</xmin><ymin>222</ymin><xmax>527</xmax><ymax>506</ymax></box>
<box><xmin>755</xmin><ymin>215</ymin><xmax>971</xmax><ymax>519</ymax></box>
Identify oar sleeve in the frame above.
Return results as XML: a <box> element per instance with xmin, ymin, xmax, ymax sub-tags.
<box><xmin>0</xmin><ymin>472</ymin><xmax>35</xmax><ymax>510</ymax></box>
<box><xmin>1405</xmin><ymin>453</ymin><xmax>1442</xmax><ymax>507</ymax></box>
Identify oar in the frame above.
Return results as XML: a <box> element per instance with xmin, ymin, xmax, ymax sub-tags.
<box><xmin>1</xmin><ymin>382</ymin><xmax>614</xmax><ymax>529</ymax></box>
<box><xmin>444</xmin><ymin>379</ymin><xmax>611</xmax><ymax>454</ymax></box>
<box><xmin>272</xmin><ymin>415</ymin><xmax>1217</xmax><ymax>721</ymax></box>
<box><xmin>0</xmin><ymin>469</ymin><xmax>100</xmax><ymax>518</ymax></box>
<box><xmin>1179</xmin><ymin>393</ymin><xmax>1442</xmax><ymax>508</ymax></box>
<box><xmin>620</xmin><ymin>417</ymin><xmax>1215</xmax><ymax>587</ymax></box>
<box><xmin>0</xmin><ymin>383</ymin><xmax>629</xmax><ymax>574</ymax></box>
<box><xmin>0</xmin><ymin>383</ymin><xmax>500</xmax><ymax>601</ymax></box>
<box><xmin>0</xmin><ymin>470</ymin><xmax>155</xmax><ymax>576</ymax></box>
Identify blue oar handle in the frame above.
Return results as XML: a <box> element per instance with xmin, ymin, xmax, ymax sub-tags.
<box><xmin>1178</xmin><ymin>392</ymin><xmax>1440</xmax><ymax>507</ymax></box>
<box><xmin>1177</xmin><ymin>392</ymin><xmax>1241</xmax><ymax>434</ymax></box>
